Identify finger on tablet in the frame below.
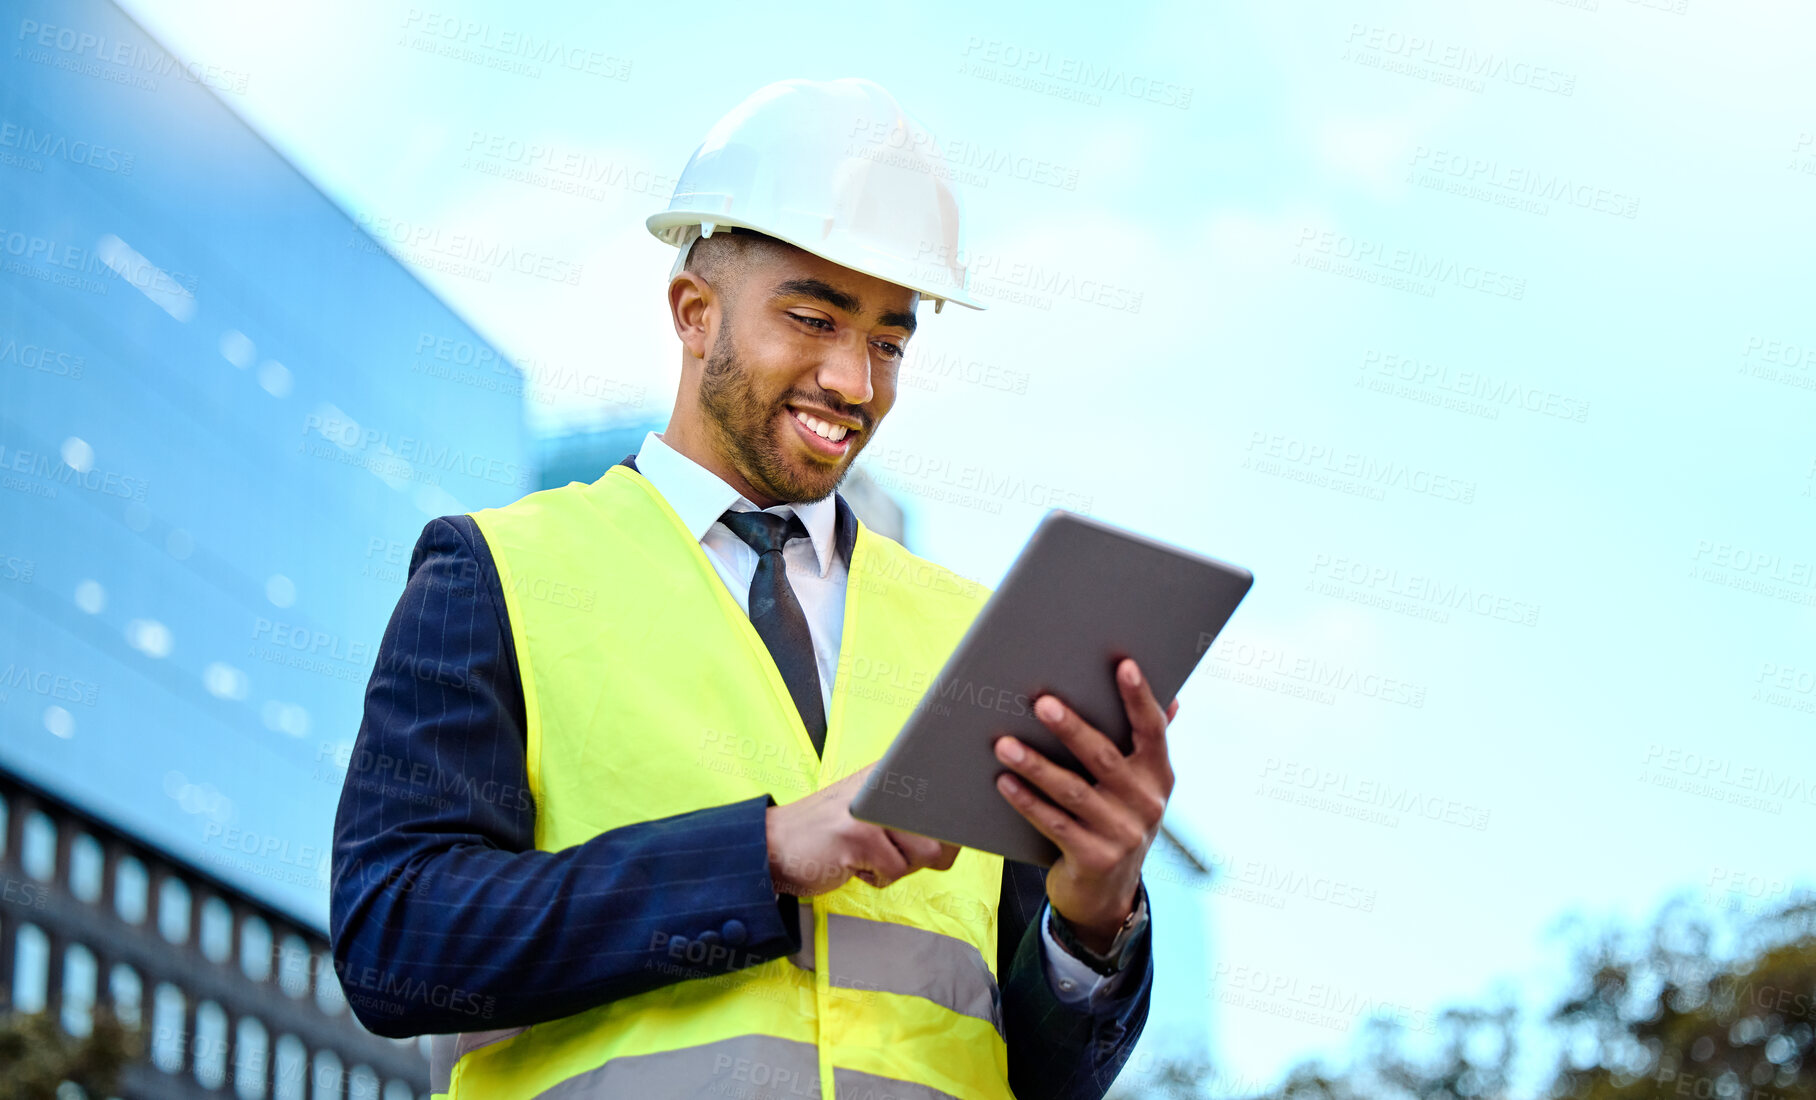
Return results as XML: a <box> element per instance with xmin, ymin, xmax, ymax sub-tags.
<box><xmin>994</xmin><ymin>735</ymin><xmax>1120</xmax><ymax>835</ymax></box>
<box><xmin>1117</xmin><ymin>659</ymin><xmax>1170</xmax><ymax>761</ymax></box>
<box><xmin>1034</xmin><ymin>694</ymin><xmax>1128</xmax><ymax>788</ymax></box>
<box><xmin>883</xmin><ymin>826</ymin><xmax>949</xmax><ymax>871</ymax></box>
<box><xmin>994</xmin><ymin>772</ymin><xmax>1078</xmax><ymax>858</ymax></box>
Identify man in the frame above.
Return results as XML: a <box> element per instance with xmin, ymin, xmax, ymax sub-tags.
<box><xmin>330</xmin><ymin>78</ymin><xmax>1182</xmax><ymax>1099</ymax></box>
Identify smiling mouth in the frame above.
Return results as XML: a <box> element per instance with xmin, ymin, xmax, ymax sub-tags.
<box><xmin>785</xmin><ymin>406</ymin><xmax>859</xmax><ymax>457</ymax></box>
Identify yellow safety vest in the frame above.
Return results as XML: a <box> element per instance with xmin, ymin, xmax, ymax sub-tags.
<box><xmin>436</xmin><ymin>463</ymin><xmax>1012</xmax><ymax>1099</ymax></box>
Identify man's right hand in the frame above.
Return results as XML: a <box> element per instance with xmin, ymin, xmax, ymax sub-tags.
<box><xmin>766</xmin><ymin>763</ymin><xmax>960</xmax><ymax>896</ymax></box>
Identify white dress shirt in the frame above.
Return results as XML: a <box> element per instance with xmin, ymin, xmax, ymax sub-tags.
<box><xmin>634</xmin><ymin>430</ymin><xmax>1133</xmax><ymax>1007</ymax></box>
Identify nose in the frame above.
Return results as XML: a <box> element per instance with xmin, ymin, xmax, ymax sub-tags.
<box><xmin>817</xmin><ymin>332</ymin><xmax>874</xmax><ymax>408</ymax></box>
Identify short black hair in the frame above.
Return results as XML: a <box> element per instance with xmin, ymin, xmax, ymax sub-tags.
<box><xmin>681</xmin><ymin>227</ymin><xmax>795</xmax><ymax>310</ymax></box>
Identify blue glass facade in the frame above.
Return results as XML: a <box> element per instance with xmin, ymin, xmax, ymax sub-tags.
<box><xmin>0</xmin><ymin>0</ymin><xmax>529</xmax><ymax>928</ymax></box>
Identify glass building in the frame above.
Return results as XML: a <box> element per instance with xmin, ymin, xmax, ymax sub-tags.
<box><xmin>1</xmin><ymin>2</ymin><xmax>527</xmax><ymax>1090</ymax></box>
<box><xmin>1</xmin><ymin>0</ymin><xmax>530</xmax><ymax>923</ymax></box>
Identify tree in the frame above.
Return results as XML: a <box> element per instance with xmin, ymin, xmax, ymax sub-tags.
<box><xmin>1115</xmin><ymin>895</ymin><xmax>1816</xmax><ymax>1100</ymax></box>
<box><xmin>0</xmin><ymin>1005</ymin><xmax>138</xmax><ymax>1100</ymax></box>
<box><xmin>1549</xmin><ymin>898</ymin><xmax>1814</xmax><ymax>1099</ymax></box>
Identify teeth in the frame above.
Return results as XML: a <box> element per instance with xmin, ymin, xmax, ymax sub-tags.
<box><xmin>792</xmin><ymin>410</ymin><xmax>848</xmax><ymax>443</ymax></box>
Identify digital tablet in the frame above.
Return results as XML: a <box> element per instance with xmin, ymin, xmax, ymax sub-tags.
<box><xmin>848</xmin><ymin>509</ymin><xmax>1254</xmax><ymax>867</ymax></box>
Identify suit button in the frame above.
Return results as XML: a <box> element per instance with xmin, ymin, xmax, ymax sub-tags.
<box><xmin>698</xmin><ymin>930</ymin><xmax>722</xmax><ymax>947</ymax></box>
<box><xmin>721</xmin><ymin>919</ymin><xmax>748</xmax><ymax>946</ymax></box>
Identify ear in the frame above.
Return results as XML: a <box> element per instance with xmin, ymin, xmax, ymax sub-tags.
<box><xmin>668</xmin><ymin>271</ymin><xmax>714</xmax><ymax>360</ymax></box>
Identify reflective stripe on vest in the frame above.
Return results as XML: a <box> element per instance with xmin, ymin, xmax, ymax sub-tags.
<box><xmin>770</xmin><ymin>899</ymin><xmax>1004</xmax><ymax>1035</ymax></box>
<box><xmin>446</xmin><ymin>467</ymin><xmax>1010</xmax><ymax>1099</ymax></box>
<box><xmin>825</xmin><ymin>913</ymin><xmax>1003</xmax><ymax>1038</ymax></box>
<box><xmin>426</xmin><ymin>907</ymin><xmax>1003</xmax><ymax>1086</ymax></box>
<box><xmin>492</xmin><ymin>1033</ymin><xmax>969</xmax><ymax>1099</ymax></box>
<box><xmin>537</xmin><ymin>1035</ymin><xmax>821</xmax><ymax>1098</ymax></box>
<box><xmin>444</xmin><ymin>1037</ymin><xmax>967</xmax><ymax>1100</ymax></box>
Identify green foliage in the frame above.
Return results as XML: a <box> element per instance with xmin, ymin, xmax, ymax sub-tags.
<box><xmin>1116</xmin><ymin>896</ymin><xmax>1815</xmax><ymax>1100</ymax></box>
<box><xmin>1549</xmin><ymin>898</ymin><xmax>1815</xmax><ymax>1100</ymax></box>
<box><xmin>0</xmin><ymin>1005</ymin><xmax>138</xmax><ymax>1100</ymax></box>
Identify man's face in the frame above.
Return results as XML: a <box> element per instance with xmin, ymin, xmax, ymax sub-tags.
<box><xmin>696</xmin><ymin>244</ymin><xmax>918</xmax><ymax>504</ymax></box>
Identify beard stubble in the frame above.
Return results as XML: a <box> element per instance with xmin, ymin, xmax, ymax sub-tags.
<box><xmin>697</xmin><ymin>318</ymin><xmax>855</xmax><ymax>505</ymax></box>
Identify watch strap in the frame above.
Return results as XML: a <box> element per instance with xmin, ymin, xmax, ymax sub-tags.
<box><xmin>1047</xmin><ymin>882</ymin><xmax>1149</xmax><ymax>977</ymax></box>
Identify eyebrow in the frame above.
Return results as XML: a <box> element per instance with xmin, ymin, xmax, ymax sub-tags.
<box><xmin>771</xmin><ymin>277</ymin><xmax>917</xmax><ymax>337</ymax></box>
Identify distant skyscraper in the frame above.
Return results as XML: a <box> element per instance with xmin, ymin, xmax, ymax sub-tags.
<box><xmin>2</xmin><ymin>1</ymin><xmax>529</xmax><ymax>1091</ymax></box>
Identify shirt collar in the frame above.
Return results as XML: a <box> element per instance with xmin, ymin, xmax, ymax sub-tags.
<box><xmin>634</xmin><ymin>430</ymin><xmax>841</xmax><ymax>579</ymax></box>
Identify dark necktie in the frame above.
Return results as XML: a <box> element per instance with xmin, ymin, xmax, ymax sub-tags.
<box><xmin>718</xmin><ymin>508</ymin><xmax>827</xmax><ymax>756</ymax></box>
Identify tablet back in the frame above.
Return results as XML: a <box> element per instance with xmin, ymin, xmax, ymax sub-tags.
<box><xmin>848</xmin><ymin>509</ymin><xmax>1253</xmax><ymax>866</ymax></box>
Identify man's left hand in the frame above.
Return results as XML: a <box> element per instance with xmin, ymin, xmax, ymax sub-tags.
<box><xmin>993</xmin><ymin>657</ymin><xmax>1179</xmax><ymax>954</ymax></box>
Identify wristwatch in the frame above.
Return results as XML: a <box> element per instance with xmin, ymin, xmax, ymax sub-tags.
<box><xmin>1047</xmin><ymin>883</ymin><xmax>1149</xmax><ymax>977</ymax></box>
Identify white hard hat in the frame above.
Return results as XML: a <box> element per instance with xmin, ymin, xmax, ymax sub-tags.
<box><xmin>649</xmin><ymin>77</ymin><xmax>984</xmax><ymax>313</ymax></box>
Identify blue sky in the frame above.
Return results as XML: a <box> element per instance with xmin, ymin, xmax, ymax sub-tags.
<box><xmin>103</xmin><ymin>0</ymin><xmax>1816</xmax><ymax>1090</ymax></box>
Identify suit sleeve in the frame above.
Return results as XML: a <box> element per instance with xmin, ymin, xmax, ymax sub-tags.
<box><xmin>997</xmin><ymin>861</ymin><xmax>1155</xmax><ymax>1099</ymax></box>
<box><xmin>328</xmin><ymin>516</ymin><xmax>803</xmax><ymax>1039</ymax></box>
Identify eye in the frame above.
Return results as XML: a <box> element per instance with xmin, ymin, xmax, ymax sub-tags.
<box><xmin>789</xmin><ymin>313</ymin><xmax>833</xmax><ymax>332</ymax></box>
<box><xmin>873</xmin><ymin>341</ymin><xmax>905</xmax><ymax>361</ymax></box>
